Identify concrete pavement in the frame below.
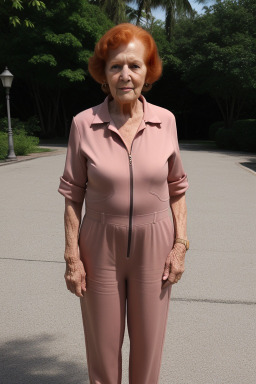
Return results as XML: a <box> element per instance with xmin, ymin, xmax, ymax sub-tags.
<box><xmin>0</xmin><ymin>145</ymin><xmax>255</xmax><ymax>384</ymax></box>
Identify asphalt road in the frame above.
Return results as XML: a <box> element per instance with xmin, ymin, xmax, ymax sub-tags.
<box><xmin>0</xmin><ymin>145</ymin><xmax>255</xmax><ymax>384</ymax></box>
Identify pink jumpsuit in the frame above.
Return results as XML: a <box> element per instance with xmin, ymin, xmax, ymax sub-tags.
<box><xmin>58</xmin><ymin>95</ymin><xmax>188</xmax><ymax>384</ymax></box>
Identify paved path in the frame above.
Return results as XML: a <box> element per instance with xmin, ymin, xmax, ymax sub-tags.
<box><xmin>0</xmin><ymin>146</ymin><xmax>255</xmax><ymax>384</ymax></box>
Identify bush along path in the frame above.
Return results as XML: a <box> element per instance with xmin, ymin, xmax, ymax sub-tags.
<box><xmin>0</xmin><ymin>141</ymin><xmax>66</xmax><ymax>165</ymax></box>
<box><xmin>0</xmin><ymin>116</ymin><xmax>59</xmax><ymax>162</ymax></box>
<box><xmin>209</xmin><ymin>119</ymin><xmax>256</xmax><ymax>152</ymax></box>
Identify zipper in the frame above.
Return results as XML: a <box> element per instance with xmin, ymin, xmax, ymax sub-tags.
<box><xmin>127</xmin><ymin>152</ymin><xmax>133</xmax><ymax>258</ymax></box>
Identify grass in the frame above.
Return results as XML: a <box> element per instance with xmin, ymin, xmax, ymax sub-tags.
<box><xmin>32</xmin><ymin>147</ymin><xmax>53</xmax><ymax>153</ymax></box>
<box><xmin>0</xmin><ymin>131</ymin><xmax>55</xmax><ymax>160</ymax></box>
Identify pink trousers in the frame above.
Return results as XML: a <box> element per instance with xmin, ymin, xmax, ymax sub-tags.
<box><xmin>79</xmin><ymin>208</ymin><xmax>173</xmax><ymax>384</ymax></box>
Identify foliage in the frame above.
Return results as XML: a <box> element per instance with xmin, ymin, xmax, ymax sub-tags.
<box><xmin>215</xmin><ymin>129</ymin><xmax>237</xmax><ymax>150</ymax></box>
<box><xmin>0</xmin><ymin>0</ymin><xmax>113</xmax><ymax>136</ymax></box>
<box><xmin>89</xmin><ymin>0</ymin><xmax>128</xmax><ymax>24</ymax></box>
<box><xmin>89</xmin><ymin>0</ymin><xmax>194</xmax><ymax>39</ymax></box>
<box><xmin>208</xmin><ymin>121</ymin><xmax>224</xmax><ymax>140</ymax></box>
<box><xmin>157</xmin><ymin>0</ymin><xmax>194</xmax><ymax>41</ymax></box>
<box><xmin>233</xmin><ymin>119</ymin><xmax>256</xmax><ymax>151</ymax></box>
<box><xmin>1</xmin><ymin>0</ymin><xmax>256</xmax><ymax>142</ymax></box>
<box><xmin>0</xmin><ymin>116</ymin><xmax>40</xmax><ymax>136</ymax></box>
<box><xmin>174</xmin><ymin>0</ymin><xmax>256</xmax><ymax>129</ymax></box>
<box><xmin>215</xmin><ymin>120</ymin><xmax>256</xmax><ymax>151</ymax></box>
<box><xmin>2</xmin><ymin>0</ymin><xmax>46</xmax><ymax>27</ymax></box>
<box><xmin>0</xmin><ymin>132</ymin><xmax>8</xmax><ymax>159</ymax></box>
<box><xmin>0</xmin><ymin>130</ymin><xmax>39</xmax><ymax>159</ymax></box>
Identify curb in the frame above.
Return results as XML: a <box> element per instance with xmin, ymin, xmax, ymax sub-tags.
<box><xmin>0</xmin><ymin>147</ymin><xmax>67</xmax><ymax>167</ymax></box>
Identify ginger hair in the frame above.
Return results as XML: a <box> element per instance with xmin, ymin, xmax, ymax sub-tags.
<box><xmin>88</xmin><ymin>23</ymin><xmax>162</xmax><ymax>85</ymax></box>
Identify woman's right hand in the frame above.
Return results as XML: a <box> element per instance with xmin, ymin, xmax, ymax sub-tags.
<box><xmin>64</xmin><ymin>258</ymin><xmax>86</xmax><ymax>297</ymax></box>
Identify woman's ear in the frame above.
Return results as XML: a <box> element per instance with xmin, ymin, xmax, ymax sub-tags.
<box><xmin>101</xmin><ymin>83</ymin><xmax>110</xmax><ymax>94</ymax></box>
<box><xmin>142</xmin><ymin>83</ymin><xmax>152</xmax><ymax>93</ymax></box>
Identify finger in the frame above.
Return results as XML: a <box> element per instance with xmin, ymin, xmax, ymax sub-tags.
<box><xmin>65</xmin><ymin>274</ymin><xmax>76</xmax><ymax>295</ymax></box>
<box><xmin>162</xmin><ymin>257</ymin><xmax>171</xmax><ymax>280</ymax></box>
<box><xmin>162</xmin><ymin>279</ymin><xmax>172</xmax><ymax>289</ymax></box>
<box><xmin>68</xmin><ymin>279</ymin><xmax>76</xmax><ymax>294</ymax></box>
<box><xmin>176</xmin><ymin>273</ymin><xmax>182</xmax><ymax>281</ymax></box>
<box><xmin>81</xmin><ymin>272</ymin><xmax>86</xmax><ymax>293</ymax></box>
<box><xmin>167</xmin><ymin>272</ymin><xmax>177</xmax><ymax>284</ymax></box>
<box><xmin>74</xmin><ymin>279</ymin><xmax>84</xmax><ymax>297</ymax></box>
<box><xmin>64</xmin><ymin>274</ymin><xmax>72</xmax><ymax>292</ymax></box>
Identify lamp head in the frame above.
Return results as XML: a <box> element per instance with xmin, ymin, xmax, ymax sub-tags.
<box><xmin>0</xmin><ymin>67</ymin><xmax>14</xmax><ymax>88</ymax></box>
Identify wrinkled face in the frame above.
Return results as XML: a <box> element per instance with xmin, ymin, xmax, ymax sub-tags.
<box><xmin>104</xmin><ymin>39</ymin><xmax>147</xmax><ymax>105</ymax></box>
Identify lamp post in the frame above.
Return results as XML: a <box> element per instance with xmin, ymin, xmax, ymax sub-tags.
<box><xmin>0</xmin><ymin>67</ymin><xmax>16</xmax><ymax>160</ymax></box>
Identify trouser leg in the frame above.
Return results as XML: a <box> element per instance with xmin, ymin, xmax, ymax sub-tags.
<box><xmin>127</xmin><ymin>218</ymin><xmax>173</xmax><ymax>384</ymax></box>
<box><xmin>79</xmin><ymin>219</ymin><xmax>127</xmax><ymax>384</ymax></box>
<box><xmin>80</xmin><ymin>280</ymin><xmax>126</xmax><ymax>384</ymax></box>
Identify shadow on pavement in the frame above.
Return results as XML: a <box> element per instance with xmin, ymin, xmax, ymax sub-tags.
<box><xmin>180</xmin><ymin>142</ymin><xmax>256</xmax><ymax>157</ymax></box>
<box><xmin>240</xmin><ymin>161</ymin><xmax>256</xmax><ymax>173</ymax></box>
<box><xmin>0</xmin><ymin>334</ymin><xmax>88</xmax><ymax>384</ymax></box>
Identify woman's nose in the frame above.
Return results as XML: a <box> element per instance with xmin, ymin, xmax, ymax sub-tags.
<box><xmin>120</xmin><ymin>65</ymin><xmax>131</xmax><ymax>81</ymax></box>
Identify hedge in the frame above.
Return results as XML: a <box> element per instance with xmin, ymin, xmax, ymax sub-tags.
<box><xmin>0</xmin><ymin>130</ymin><xmax>39</xmax><ymax>160</ymax></box>
<box><xmin>213</xmin><ymin>119</ymin><xmax>256</xmax><ymax>151</ymax></box>
<box><xmin>233</xmin><ymin>120</ymin><xmax>256</xmax><ymax>152</ymax></box>
<box><xmin>208</xmin><ymin>121</ymin><xmax>225</xmax><ymax>140</ymax></box>
<box><xmin>215</xmin><ymin>129</ymin><xmax>237</xmax><ymax>150</ymax></box>
<box><xmin>0</xmin><ymin>116</ymin><xmax>40</xmax><ymax>136</ymax></box>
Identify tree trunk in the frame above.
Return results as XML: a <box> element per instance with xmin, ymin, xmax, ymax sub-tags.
<box><xmin>136</xmin><ymin>1</ymin><xmax>144</xmax><ymax>25</ymax></box>
<box><xmin>30</xmin><ymin>81</ymin><xmax>62</xmax><ymax>137</ymax></box>
<box><xmin>165</xmin><ymin>4</ymin><xmax>174</xmax><ymax>42</ymax></box>
<box><xmin>215</xmin><ymin>95</ymin><xmax>237</xmax><ymax>130</ymax></box>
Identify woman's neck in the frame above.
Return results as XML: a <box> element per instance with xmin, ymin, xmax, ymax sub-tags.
<box><xmin>109</xmin><ymin>98</ymin><xmax>143</xmax><ymax>119</ymax></box>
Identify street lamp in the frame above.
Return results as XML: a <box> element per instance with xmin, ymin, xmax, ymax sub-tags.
<box><xmin>0</xmin><ymin>67</ymin><xmax>16</xmax><ymax>160</ymax></box>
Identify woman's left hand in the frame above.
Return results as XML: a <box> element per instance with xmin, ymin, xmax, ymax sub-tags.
<box><xmin>162</xmin><ymin>243</ymin><xmax>186</xmax><ymax>288</ymax></box>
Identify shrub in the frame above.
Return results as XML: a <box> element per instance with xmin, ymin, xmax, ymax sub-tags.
<box><xmin>233</xmin><ymin>120</ymin><xmax>256</xmax><ymax>152</ymax></box>
<box><xmin>0</xmin><ymin>116</ymin><xmax>40</xmax><ymax>136</ymax></box>
<box><xmin>0</xmin><ymin>132</ymin><xmax>8</xmax><ymax>160</ymax></box>
<box><xmin>215</xmin><ymin>128</ymin><xmax>237</xmax><ymax>149</ymax></box>
<box><xmin>208</xmin><ymin>121</ymin><xmax>224</xmax><ymax>140</ymax></box>
<box><xmin>13</xmin><ymin>130</ymin><xmax>39</xmax><ymax>155</ymax></box>
<box><xmin>0</xmin><ymin>130</ymin><xmax>39</xmax><ymax>160</ymax></box>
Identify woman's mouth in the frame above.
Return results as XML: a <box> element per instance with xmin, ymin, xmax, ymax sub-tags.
<box><xmin>119</xmin><ymin>87</ymin><xmax>134</xmax><ymax>92</ymax></box>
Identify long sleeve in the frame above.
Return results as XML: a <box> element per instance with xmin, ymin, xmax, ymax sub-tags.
<box><xmin>167</xmin><ymin>116</ymin><xmax>188</xmax><ymax>197</ymax></box>
<box><xmin>58</xmin><ymin>117</ymin><xmax>87</xmax><ymax>203</ymax></box>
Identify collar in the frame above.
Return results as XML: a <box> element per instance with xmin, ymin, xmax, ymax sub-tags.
<box><xmin>91</xmin><ymin>95</ymin><xmax>162</xmax><ymax>126</ymax></box>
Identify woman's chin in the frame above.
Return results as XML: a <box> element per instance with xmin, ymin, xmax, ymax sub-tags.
<box><xmin>113</xmin><ymin>92</ymin><xmax>139</xmax><ymax>104</ymax></box>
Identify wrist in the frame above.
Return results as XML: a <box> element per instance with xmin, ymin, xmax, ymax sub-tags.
<box><xmin>64</xmin><ymin>250</ymin><xmax>80</xmax><ymax>264</ymax></box>
<box><xmin>174</xmin><ymin>238</ymin><xmax>189</xmax><ymax>251</ymax></box>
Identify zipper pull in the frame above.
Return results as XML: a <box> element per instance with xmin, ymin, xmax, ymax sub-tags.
<box><xmin>129</xmin><ymin>154</ymin><xmax>132</xmax><ymax>165</ymax></box>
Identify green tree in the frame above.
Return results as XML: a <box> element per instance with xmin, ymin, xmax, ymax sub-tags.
<box><xmin>174</xmin><ymin>0</ymin><xmax>256</xmax><ymax>129</ymax></box>
<box><xmin>89</xmin><ymin>0</ymin><xmax>129</xmax><ymax>24</ymax></box>
<box><xmin>160</xmin><ymin>0</ymin><xmax>193</xmax><ymax>41</ymax></box>
<box><xmin>1</xmin><ymin>0</ymin><xmax>46</xmax><ymax>27</ymax></box>
<box><xmin>133</xmin><ymin>0</ymin><xmax>193</xmax><ymax>41</ymax></box>
<box><xmin>0</xmin><ymin>0</ymin><xmax>113</xmax><ymax>136</ymax></box>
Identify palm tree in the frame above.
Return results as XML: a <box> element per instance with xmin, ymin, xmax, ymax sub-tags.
<box><xmin>160</xmin><ymin>0</ymin><xmax>193</xmax><ymax>41</ymax></box>
<box><xmin>90</xmin><ymin>0</ymin><xmax>194</xmax><ymax>41</ymax></box>
<box><xmin>134</xmin><ymin>0</ymin><xmax>153</xmax><ymax>25</ymax></box>
<box><xmin>89</xmin><ymin>0</ymin><xmax>127</xmax><ymax>24</ymax></box>
<box><xmin>133</xmin><ymin>0</ymin><xmax>193</xmax><ymax>41</ymax></box>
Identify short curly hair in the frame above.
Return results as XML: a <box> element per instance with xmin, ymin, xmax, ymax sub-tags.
<box><xmin>88</xmin><ymin>23</ymin><xmax>162</xmax><ymax>85</ymax></box>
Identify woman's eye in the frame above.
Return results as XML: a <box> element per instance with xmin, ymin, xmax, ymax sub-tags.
<box><xmin>111</xmin><ymin>64</ymin><xmax>120</xmax><ymax>69</ymax></box>
<box><xmin>131</xmin><ymin>64</ymin><xmax>140</xmax><ymax>69</ymax></box>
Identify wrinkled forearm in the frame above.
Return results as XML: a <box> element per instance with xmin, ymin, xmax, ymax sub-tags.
<box><xmin>64</xmin><ymin>198</ymin><xmax>83</xmax><ymax>263</ymax></box>
<box><xmin>169</xmin><ymin>192</ymin><xmax>187</xmax><ymax>239</ymax></box>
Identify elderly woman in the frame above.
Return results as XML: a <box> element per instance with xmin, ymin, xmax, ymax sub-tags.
<box><xmin>58</xmin><ymin>23</ymin><xmax>189</xmax><ymax>384</ymax></box>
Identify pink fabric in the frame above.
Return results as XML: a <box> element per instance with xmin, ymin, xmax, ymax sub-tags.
<box><xmin>58</xmin><ymin>95</ymin><xmax>189</xmax><ymax>383</ymax></box>
<box><xmin>79</xmin><ymin>214</ymin><xmax>173</xmax><ymax>384</ymax></box>
<box><xmin>58</xmin><ymin>95</ymin><xmax>188</xmax><ymax>209</ymax></box>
